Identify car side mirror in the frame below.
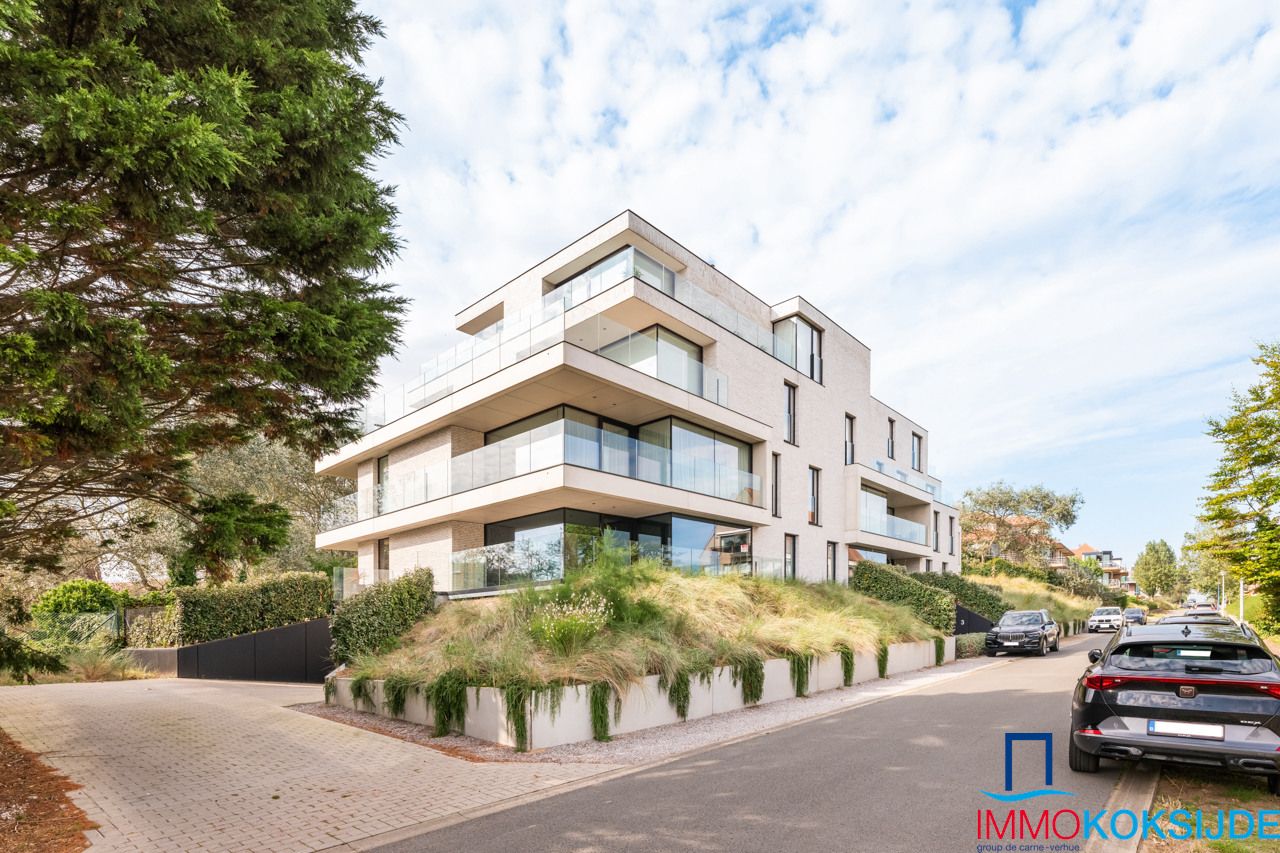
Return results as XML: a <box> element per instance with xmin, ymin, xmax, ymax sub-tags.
<box><xmin>1088</xmin><ymin>649</ymin><xmax>1103</xmax><ymax>664</ymax></box>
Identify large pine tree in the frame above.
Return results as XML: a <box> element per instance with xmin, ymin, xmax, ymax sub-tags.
<box><xmin>0</xmin><ymin>0</ymin><xmax>405</xmax><ymax>571</ymax></box>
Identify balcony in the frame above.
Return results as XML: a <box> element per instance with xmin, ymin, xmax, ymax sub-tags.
<box><xmin>323</xmin><ymin>417</ymin><xmax>763</xmax><ymax>532</ymax></box>
<box><xmin>859</xmin><ymin>513</ymin><xmax>928</xmax><ymax>545</ymax></box>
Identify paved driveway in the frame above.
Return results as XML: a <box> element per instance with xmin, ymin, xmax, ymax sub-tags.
<box><xmin>0</xmin><ymin>679</ymin><xmax>618</xmax><ymax>852</ymax></box>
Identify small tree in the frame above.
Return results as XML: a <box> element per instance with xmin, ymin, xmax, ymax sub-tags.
<box><xmin>960</xmin><ymin>481</ymin><xmax>1083</xmax><ymax>567</ymax></box>
<box><xmin>1132</xmin><ymin>540</ymin><xmax>1187</xmax><ymax>597</ymax></box>
<box><xmin>169</xmin><ymin>494</ymin><xmax>292</xmax><ymax>585</ymax></box>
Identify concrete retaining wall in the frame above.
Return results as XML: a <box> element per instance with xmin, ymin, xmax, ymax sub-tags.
<box><xmin>330</xmin><ymin>639</ymin><xmax>952</xmax><ymax>750</ymax></box>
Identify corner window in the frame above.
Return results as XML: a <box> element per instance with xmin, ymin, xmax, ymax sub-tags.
<box><xmin>911</xmin><ymin>433</ymin><xmax>923</xmax><ymax>472</ymax></box>
<box><xmin>784</xmin><ymin>382</ymin><xmax>797</xmax><ymax>444</ymax></box>
<box><xmin>887</xmin><ymin>418</ymin><xmax>895</xmax><ymax>459</ymax></box>
<box><xmin>808</xmin><ymin>467</ymin><xmax>821</xmax><ymax>525</ymax></box>
<box><xmin>773</xmin><ymin>316</ymin><xmax>822</xmax><ymax>382</ymax></box>
<box><xmin>844</xmin><ymin>414</ymin><xmax>856</xmax><ymax>465</ymax></box>
<box><xmin>784</xmin><ymin>534</ymin><xmax>797</xmax><ymax>580</ymax></box>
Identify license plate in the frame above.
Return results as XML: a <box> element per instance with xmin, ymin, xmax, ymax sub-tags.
<box><xmin>1003</xmin><ymin>641</ymin><xmax>1020</xmax><ymax>647</ymax></box>
<box><xmin>1147</xmin><ymin>719</ymin><xmax>1225</xmax><ymax>740</ymax></box>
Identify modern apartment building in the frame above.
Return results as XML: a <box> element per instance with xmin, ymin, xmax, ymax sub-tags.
<box><xmin>315</xmin><ymin>212</ymin><xmax>960</xmax><ymax>596</ymax></box>
<box><xmin>1074</xmin><ymin>544</ymin><xmax>1135</xmax><ymax>593</ymax></box>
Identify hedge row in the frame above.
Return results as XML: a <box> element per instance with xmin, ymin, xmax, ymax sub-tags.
<box><xmin>173</xmin><ymin>572</ymin><xmax>331</xmax><ymax>645</ymax></box>
<box><xmin>916</xmin><ymin>572</ymin><xmax>1009</xmax><ymax>623</ymax></box>
<box><xmin>962</xmin><ymin>557</ymin><xmax>1054</xmax><ymax>584</ymax></box>
<box><xmin>849</xmin><ymin>561</ymin><xmax>956</xmax><ymax>634</ymax></box>
<box><xmin>331</xmin><ymin>568</ymin><xmax>436</xmax><ymax>663</ymax></box>
<box><xmin>126</xmin><ymin>606</ymin><xmax>180</xmax><ymax>648</ymax></box>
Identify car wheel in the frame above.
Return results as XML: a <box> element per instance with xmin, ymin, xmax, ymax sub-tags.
<box><xmin>1269</xmin><ymin>775</ymin><xmax>1280</xmax><ymax>797</ymax></box>
<box><xmin>1037</xmin><ymin>638</ymin><xmax>1048</xmax><ymax>657</ymax></box>
<box><xmin>1052</xmin><ymin>635</ymin><xmax>1060</xmax><ymax>652</ymax></box>
<box><xmin>1069</xmin><ymin>738</ymin><xmax>1100</xmax><ymax>773</ymax></box>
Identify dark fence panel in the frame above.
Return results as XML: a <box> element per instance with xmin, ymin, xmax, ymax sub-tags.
<box><xmin>174</xmin><ymin>617</ymin><xmax>331</xmax><ymax>683</ymax></box>
<box><xmin>955</xmin><ymin>604</ymin><xmax>994</xmax><ymax>635</ymax></box>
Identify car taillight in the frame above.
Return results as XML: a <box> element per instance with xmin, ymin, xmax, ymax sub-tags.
<box><xmin>1084</xmin><ymin>673</ymin><xmax>1280</xmax><ymax>698</ymax></box>
<box><xmin>1084</xmin><ymin>674</ymin><xmax>1125</xmax><ymax>690</ymax></box>
<box><xmin>1077</xmin><ymin>727</ymin><xmax>1102</xmax><ymax>735</ymax></box>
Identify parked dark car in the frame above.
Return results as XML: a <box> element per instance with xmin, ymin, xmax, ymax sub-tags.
<box><xmin>1123</xmin><ymin>608</ymin><xmax>1147</xmax><ymax>625</ymax></box>
<box><xmin>1069</xmin><ymin>622</ymin><xmax>1280</xmax><ymax>793</ymax></box>
<box><xmin>1159</xmin><ymin>614</ymin><xmax>1235</xmax><ymax>626</ymax></box>
<box><xmin>984</xmin><ymin>610</ymin><xmax>1061</xmax><ymax>656</ymax></box>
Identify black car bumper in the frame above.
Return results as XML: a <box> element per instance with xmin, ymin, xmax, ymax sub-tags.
<box><xmin>1072</xmin><ymin>728</ymin><xmax>1280</xmax><ymax>777</ymax></box>
<box><xmin>984</xmin><ymin>636</ymin><xmax>1044</xmax><ymax>654</ymax></box>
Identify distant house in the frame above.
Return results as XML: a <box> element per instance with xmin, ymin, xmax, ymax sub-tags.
<box><xmin>1073</xmin><ymin>543</ymin><xmax>1136</xmax><ymax>593</ymax></box>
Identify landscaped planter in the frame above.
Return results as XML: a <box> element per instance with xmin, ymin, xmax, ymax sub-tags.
<box><xmin>329</xmin><ymin>638</ymin><xmax>954</xmax><ymax>751</ymax></box>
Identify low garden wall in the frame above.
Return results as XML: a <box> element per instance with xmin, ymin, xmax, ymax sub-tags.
<box><xmin>329</xmin><ymin>637</ymin><xmax>957</xmax><ymax>751</ymax></box>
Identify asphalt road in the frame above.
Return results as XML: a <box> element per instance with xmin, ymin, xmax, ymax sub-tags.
<box><xmin>373</xmin><ymin>636</ymin><xmax>1125</xmax><ymax>853</ymax></box>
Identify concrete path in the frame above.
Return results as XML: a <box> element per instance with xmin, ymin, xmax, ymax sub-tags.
<box><xmin>0</xmin><ymin>679</ymin><xmax>618</xmax><ymax>852</ymax></box>
<box><xmin>372</xmin><ymin>638</ymin><xmax>1124</xmax><ymax>853</ymax></box>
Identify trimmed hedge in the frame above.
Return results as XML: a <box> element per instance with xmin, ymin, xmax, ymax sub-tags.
<box><xmin>849</xmin><ymin>561</ymin><xmax>956</xmax><ymax>634</ymax></box>
<box><xmin>173</xmin><ymin>572</ymin><xmax>331</xmax><ymax>645</ymax></box>
<box><xmin>916</xmin><ymin>572</ymin><xmax>1009</xmax><ymax>623</ymax></box>
<box><xmin>331</xmin><ymin>568</ymin><xmax>436</xmax><ymax>663</ymax></box>
<box><xmin>127</xmin><ymin>606</ymin><xmax>180</xmax><ymax>648</ymax></box>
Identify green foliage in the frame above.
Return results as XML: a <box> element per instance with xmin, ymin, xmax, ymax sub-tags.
<box><xmin>732</xmin><ymin>654</ymin><xmax>765</xmax><ymax>705</ymax></box>
<box><xmin>876</xmin><ymin>642</ymin><xmax>889</xmax><ymax>678</ymax></box>
<box><xmin>1182</xmin><ymin>523</ymin><xmax>1235</xmax><ymax>598</ymax></box>
<box><xmin>963</xmin><ymin>557</ymin><xmax>1053</xmax><ymax>584</ymax></box>
<box><xmin>382</xmin><ymin>672</ymin><xmax>420</xmax><ymax>717</ymax></box>
<box><xmin>658</xmin><ymin>668</ymin><xmax>709</xmax><ymax>721</ymax></box>
<box><xmin>588</xmin><ymin>681</ymin><xmax>613</xmax><ymax>742</ymax></box>
<box><xmin>504</xmin><ymin>682</ymin><xmax>533</xmax><ymax>751</ymax></box>
<box><xmin>787</xmin><ymin>652</ymin><xmax>813</xmax><ymax>698</ymax></box>
<box><xmin>955</xmin><ymin>633</ymin><xmax>988</xmax><ymax>659</ymax></box>
<box><xmin>1198</xmin><ymin>343</ymin><xmax>1280</xmax><ymax>627</ymax></box>
<box><xmin>849</xmin><ymin>561</ymin><xmax>956</xmax><ymax>634</ymax></box>
<box><xmin>916</xmin><ymin>572</ymin><xmax>1008</xmax><ymax>623</ymax></box>
<box><xmin>1133</xmin><ymin>540</ymin><xmax>1186</xmax><ymax>598</ymax></box>
<box><xmin>839</xmin><ymin>645</ymin><xmax>854</xmax><ymax>686</ymax></box>
<box><xmin>527</xmin><ymin>590</ymin><xmax>610</xmax><ymax>656</ymax></box>
<box><xmin>31</xmin><ymin>579</ymin><xmax>120</xmax><ymax>615</ymax></box>
<box><xmin>960</xmin><ymin>481</ymin><xmax>1083</xmax><ymax>566</ymax></box>
<box><xmin>350</xmin><ymin>673</ymin><xmax>373</xmax><ymax>710</ymax></box>
<box><xmin>330</xmin><ymin>568</ymin><xmax>435</xmax><ymax>662</ymax></box>
<box><xmin>125</xmin><ymin>606</ymin><xmax>179</xmax><ymax>648</ymax></box>
<box><xmin>427</xmin><ymin>670</ymin><xmax>469</xmax><ymax>737</ymax></box>
<box><xmin>934</xmin><ymin>636</ymin><xmax>945</xmax><ymax>666</ymax></box>
<box><xmin>323</xmin><ymin>678</ymin><xmax>336</xmax><ymax>704</ymax></box>
<box><xmin>170</xmin><ymin>493</ymin><xmax>293</xmax><ymax>585</ymax></box>
<box><xmin>0</xmin><ymin>0</ymin><xmax>405</xmax><ymax>574</ymax></box>
<box><xmin>0</xmin><ymin>629</ymin><xmax>66</xmax><ymax>683</ymax></box>
<box><xmin>122</xmin><ymin>590</ymin><xmax>175</xmax><ymax>608</ymax></box>
<box><xmin>173</xmin><ymin>571</ymin><xmax>331</xmax><ymax>645</ymax></box>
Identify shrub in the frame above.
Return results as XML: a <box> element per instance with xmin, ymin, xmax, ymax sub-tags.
<box><xmin>849</xmin><ymin>562</ymin><xmax>955</xmax><ymax>634</ymax></box>
<box><xmin>330</xmin><ymin>568</ymin><xmax>435</xmax><ymax>663</ymax></box>
<box><xmin>955</xmin><ymin>632</ymin><xmax>988</xmax><ymax>659</ymax></box>
<box><xmin>916</xmin><ymin>572</ymin><xmax>1009</xmax><ymax>623</ymax></box>
<box><xmin>123</xmin><ymin>590</ymin><xmax>175</xmax><ymax>608</ymax></box>
<box><xmin>174</xmin><ymin>572</ymin><xmax>331</xmax><ymax>645</ymax></box>
<box><xmin>963</xmin><ymin>558</ymin><xmax>1052</xmax><ymax>585</ymax></box>
<box><xmin>31</xmin><ymin>580</ymin><xmax>120</xmax><ymax>615</ymax></box>
<box><xmin>64</xmin><ymin>647</ymin><xmax>148</xmax><ymax>681</ymax></box>
<box><xmin>126</xmin><ymin>606</ymin><xmax>180</xmax><ymax>648</ymax></box>
<box><xmin>528</xmin><ymin>591</ymin><xmax>610</xmax><ymax>656</ymax></box>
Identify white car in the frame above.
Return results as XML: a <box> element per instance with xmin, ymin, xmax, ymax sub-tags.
<box><xmin>1087</xmin><ymin>606</ymin><xmax>1124</xmax><ymax>632</ymax></box>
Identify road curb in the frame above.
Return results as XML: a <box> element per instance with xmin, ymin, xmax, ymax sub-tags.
<box><xmin>1085</xmin><ymin>762</ymin><xmax>1161</xmax><ymax>853</ymax></box>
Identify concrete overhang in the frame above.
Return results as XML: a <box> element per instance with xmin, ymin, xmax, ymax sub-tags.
<box><xmin>849</xmin><ymin>464</ymin><xmax>936</xmax><ymax>507</ymax></box>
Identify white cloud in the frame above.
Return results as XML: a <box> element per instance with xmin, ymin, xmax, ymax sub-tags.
<box><xmin>358</xmin><ymin>0</ymin><xmax>1280</xmax><ymax>559</ymax></box>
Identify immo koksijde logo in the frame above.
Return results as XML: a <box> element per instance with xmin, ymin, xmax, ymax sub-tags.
<box><xmin>975</xmin><ymin>732</ymin><xmax>1280</xmax><ymax>847</ymax></box>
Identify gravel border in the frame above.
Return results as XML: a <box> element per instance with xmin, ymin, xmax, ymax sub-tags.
<box><xmin>293</xmin><ymin>654</ymin><xmax>1000</xmax><ymax>765</ymax></box>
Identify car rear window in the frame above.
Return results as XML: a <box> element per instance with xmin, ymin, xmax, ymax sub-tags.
<box><xmin>1110</xmin><ymin>642</ymin><xmax>1275</xmax><ymax>674</ymax></box>
<box><xmin>1095</xmin><ymin>608</ymin><xmax>1121</xmax><ymax>615</ymax></box>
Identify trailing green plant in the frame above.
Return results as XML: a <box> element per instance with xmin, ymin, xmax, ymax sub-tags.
<box><xmin>787</xmin><ymin>652</ymin><xmax>813</xmax><ymax>697</ymax></box>
<box><xmin>323</xmin><ymin>678</ymin><xmax>336</xmax><ymax>704</ymax></box>
<box><xmin>849</xmin><ymin>562</ymin><xmax>955</xmax><ymax>634</ymax></box>
<box><xmin>174</xmin><ymin>572</ymin><xmax>331</xmax><ymax>645</ymax></box>
<box><xmin>31</xmin><ymin>580</ymin><xmax>120</xmax><ymax>615</ymax></box>
<box><xmin>876</xmin><ymin>642</ymin><xmax>889</xmax><ymax>678</ymax></box>
<box><xmin>839</xmin><ymin>645</ymin><xmax>854</xmax><ymax>686</ymax></box>
<box><xmin>954</xmin><ymin>632</ymin><xmax>988</xmax><ymax>659</ymax></box>
<box><xmin>589</xmin><ymin>681</ymin><xmax>613</xmax><ymax>742</ymax></box>
<box><xmin>350</xmin><ymin>673</ymin><xmax>373</xmax><ymax>710</ymax></box>
<box><xmin>934</xmin><ymin>636</ymin><xmax>946</xmax><ymax>666</ymax></box>
<box><xmin>383</xmin><ymin>672</ymin><xmax>421</xmax><ymax>717</ymax></box>
<box><xmin>732</xmin><ymin>654</ymin><xmax>765</xmax><ymax>705</ymax></box>
<box><xmin>427</xmin><ymin>670</ymin><xmax>470</xmax><ymax>737</ymax></box>
<box><xmin>330</xmin><ymin>568</ymin><xmax>435</xmax><ymax>662</ymax></box>
<box><xmin>915</xmin><ymin>572</ymin><xmax>1009</xmax><ymax>624</ymax></box>
<box><xmin>659</xmin><ymin>666</ymin><xmax>711</xmax><ymax>720</ymax></box>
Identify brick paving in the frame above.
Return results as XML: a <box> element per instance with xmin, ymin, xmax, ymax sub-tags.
<box><xmin>0</xmin><ymin>679</ymin><xmax>619</xmax><ymax>852</ymax></box>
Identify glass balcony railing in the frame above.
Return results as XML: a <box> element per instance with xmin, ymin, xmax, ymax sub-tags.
<box><xmin>860</xmin><ymin>513</ymin><xmax>928</xmax><ymax>545</ymax></box>
<box><xmin>867</xmin><ymin>458</ymin><xmax>947</xmax><ymax>500</ymax></box>
<box><xmin>324</xmin><ymin>419</ymin><xmax>762</xmax><ymax>531</ymax></box>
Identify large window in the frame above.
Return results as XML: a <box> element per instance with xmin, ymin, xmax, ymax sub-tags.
<box><xmin>598</xmin><ymin>325</ymin><xmax>703</xmax><ymax>397</ymax></box>
<box><xmin>774</xmin><ymin>316</ymin><xmax>822</xmax><ymax>382</ymax></box>
<box><xmin>771</xmin><ymin>453</ymin><xmax>781</xmax><ymax>518</ymax></box>
<box><xmin>844</xmin><ymin>414</ymin><xmax>856</xmax><ymax>465</ymax></box>
<box><xmin>784</xmin><ymin>534</ymin><xmax>797</xmax><ymax>580</ymax></box>
<box><xmin>808</xmin><ymin>467</ymin><xmax>821</xmax><ymax>525</ymax></box>
<box><xmin>887</xmin><ymin>418</ymin><xmax>896</xmax><ymax>459</ymax></box>
<box><xmin>911</xmin><ymin>433</ymin><xmax>923</xmax><ymax>472</ymax></box>
<box><xmin>784</xmin><ymin>382</ymin><xmax>797</xmax><ymax>444</ymax></box>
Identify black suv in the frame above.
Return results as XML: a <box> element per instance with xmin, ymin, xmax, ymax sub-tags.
<box><xmin>1070</xmin><ymin>622</ymin><xmax>1280</xmax><ymax>793</ymax></box>
<box><xmin>984</xmin><ymin>609</ymin><xmax>1061</xmax><ymax>656</ymax></box>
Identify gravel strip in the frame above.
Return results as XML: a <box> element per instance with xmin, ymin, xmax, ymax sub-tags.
<box><xmin>293</xmin><ymin>655</ymin><xmax>1001</xmax><ymax>766</ymax></box>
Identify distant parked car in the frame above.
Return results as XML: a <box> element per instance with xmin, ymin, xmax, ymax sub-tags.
<box><xmin>1123</xmin><ymin>608</ymin><xmax>1147</xmax><ymax>625</ymax></box>
<box><xmin>984</xmin><ymin>609</ymin><xmax>1060</xmax><ymax>657</ymax></box>
<box><xmin>1087</xmin><ymin>607</ymin><xmax>1124</xmax><ymax>632</ymax></box>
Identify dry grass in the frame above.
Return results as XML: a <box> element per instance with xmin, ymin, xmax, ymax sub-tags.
<box><xmin>0</xmin><ymin>647</ymin><xmax>152</xmax><ymax>687</ymax></box>
<box><xmin>965</xmin><ymin>573</ymin><xmax>1099</xmax><ymax>623</ymax></box>
<box><xmin>351</xmin><ymin>566</ymin><xmax>938</xmax><ymax>696</ymax></box>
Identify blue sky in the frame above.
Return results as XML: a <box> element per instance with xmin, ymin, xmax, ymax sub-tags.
<box><xmin>357</xmin><ymin>0</ymin><xmax>1280</xmax><ymax>565</ymax></box>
